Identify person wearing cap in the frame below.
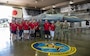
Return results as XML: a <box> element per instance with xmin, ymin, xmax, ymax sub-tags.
<box><xmin>49</xmin><ymin>21</ymin><xmax>55</xmax><ymax>40</ymax></box>
<box><xmin>62</xmin><ymin>20</ymin><xmax>69</xmax><ymax>42</ymax></box>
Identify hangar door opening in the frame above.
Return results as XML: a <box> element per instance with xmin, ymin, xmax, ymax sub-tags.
<box><xmin>0</xmin><ymin>5</ymin><xmax>13</xmax><ymax>50</ymax></box>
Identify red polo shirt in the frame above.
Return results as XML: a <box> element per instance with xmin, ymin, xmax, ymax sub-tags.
<box><xmin>10</xmin><ymin>22</ymin><xmax>17</xmax><ymax>31</ymax></box>
<box><xmin>28</xmin><ymin>21</ymin><xmax>32</xmax><ymax>28</ymax></box>
<box><xmin>23</xmin><ymin>21</ymin><xmax>29</xmax><ymax>30</ymax></box>
<box><xmin>44</xmin><ymin>22</ymin><xmax>50</xmax><ymax>31</ymax></box>
<box><xmin>35</xmin><ymin>22</ymin><xmax>39</xmax><ymax>30</ymax></box>
<box><xmin>22</xmin><ymin>20</ymin><xmax>25</xmax><ymax>25</ymax></box>
<box><xmin>17</xmin><ymin>23</ymin><xmax>23</xmax><ymax>30</ymax></box>
<box><xmin>29</xmin><ymin>22</ymin><xmax>36</xmax><ymax>29</ymax></box>
<box><xmin>50</xmin><ymin>24</ymin><xmax>55</xmax><ymax>31</ymax></box>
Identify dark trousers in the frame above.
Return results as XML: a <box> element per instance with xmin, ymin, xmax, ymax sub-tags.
<box><xmin>35</xmin><ymin>30</ymin><xmax>41</xmax><ymax>37</ymax></box>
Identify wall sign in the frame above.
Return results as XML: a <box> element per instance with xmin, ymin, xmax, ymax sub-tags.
<box><xmin>12</xmin><ymin>8</ymin><xmax>23</xmax><ymax>18</ymax></box>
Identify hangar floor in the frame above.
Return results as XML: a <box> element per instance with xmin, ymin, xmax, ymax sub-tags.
<box><xmin>0</xmin><ymin>27</ymin><xmax>90</xmax><ymax>56</ymax></box>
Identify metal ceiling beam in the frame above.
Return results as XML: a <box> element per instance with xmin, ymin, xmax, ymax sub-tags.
<box><xmin>41</xmin><ymin>0</ymin><xmax>85</xmax><ymax>10</ymax></box>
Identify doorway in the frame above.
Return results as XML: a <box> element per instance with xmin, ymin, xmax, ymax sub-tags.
<box><xmin>0</xmin><ymin>5</ymin><xmax>13</xmax><ymax>53</ymax></box>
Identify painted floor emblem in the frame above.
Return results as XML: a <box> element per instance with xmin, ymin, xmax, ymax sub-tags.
<box><xmin>31</xmin><ymin>41</ymin><xmax>77</xmax><ymax>56</ymax></box>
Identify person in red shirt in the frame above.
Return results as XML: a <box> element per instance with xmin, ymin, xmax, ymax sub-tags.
<box><xmin>44</xmin><ymin>20</ymin><xmax>50</xmax><ymax>39</ymax></box>
<box><xmin>35</xmin><ymin>20</ymin><xmax>40</xmax><ymax>38</ymax></box>
<box><xmin>23</xmin><ymin>20</ymin><xmax>29</xmax><ymax>39</ymax></box>
<box><xmin>29</xmin><ymin>19</ymin><xmax>36</xmax><ymax>39</ymax></box>
<box><xmin>17</xmin><ymin>20</ymin><xmax>23</xmax><ymax>40</ymax></box>
<box><xmin>9</xmin><ymin>19</ymin><xmax>17</xmax><ymax>41</ymax></box>
<box><xmin>21</xmin><ymin>19</ymin><xmax>25</xmax><ymax>26</ymax></box>
<box><xmin>50</xmin><ymin>21</ymin><xmax>55</xmax><ymax>40</ymax></box>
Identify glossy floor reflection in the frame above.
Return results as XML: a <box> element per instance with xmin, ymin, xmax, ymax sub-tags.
<box><xmin>0</xmin><ymin>28</ymin><xmax>90</xmax><ymax>56</ymax></box>
<box><xmin>0</xmin><ymin>28</ymin><xmax>12</xmax><ymax>56</ymax></box>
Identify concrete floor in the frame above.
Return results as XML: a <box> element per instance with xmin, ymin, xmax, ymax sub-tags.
<box><xmin>0</xmin><ymin>27</ymin><xmax>90</xmax><ymax>56</ymax></box>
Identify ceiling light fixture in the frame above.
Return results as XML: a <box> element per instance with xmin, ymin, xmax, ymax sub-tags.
<box><xmin>35</xmin><ymin>6</ymin><xmax>37</xmax><ymax>8</ymax></box>
<box><xmin>52</xmin><ymin>5</ymin><xmax>56</xmax><ymax>8</ymax></box>
<box><xmin>69</xmin><ymin>0</ymin><xmax>74</xmax><ymax>4</ymax></box>
<box><xmin>34</xmin><ymin>0</ymin><xmax>43</xmax><ymax>3</ymax></box>
<box><xmin>42</xmin><ymin>8</ymin><xmax>45</xmax><ymax>10</ymax></box>
<box><xmin>35</xmin><ymin>0</ymin><xmax>38</xmax><ymax>3</ymax></box>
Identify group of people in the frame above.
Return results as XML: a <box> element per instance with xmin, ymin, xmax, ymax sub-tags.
<box><xmin>44</xmin><ymin>19</ymin><xmax>69</xmax><ymax>41</ymax></box>
<box><xmin>10</xmin><ymin>18</ymin><xmax>69</xmax><ymax>42</ymax></box>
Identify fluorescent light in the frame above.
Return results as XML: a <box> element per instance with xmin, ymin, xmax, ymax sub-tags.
<box><xmin>52</xmin><ymin>5</ymin><xmax>56</xmax><ymax>8</ymax></box>
<box><xmin>42</xmin><ymin>8</ymin><xmax>45</xmax><ymax>10</ymax></box>
<box><xmin>69</xmin><ymin>0</ymin><xmax>74</xmax><ymax>4</ymax></box>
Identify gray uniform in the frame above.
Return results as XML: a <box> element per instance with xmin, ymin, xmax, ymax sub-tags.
<box><xmin>39</xmin><ymin>21</ymin><xmax>44</xmax><ymax>38</ymax></box>
<box><xmin>62</xmin><ymin>22</ymin><xmax>69</xmax><ymax>41</ymax></box>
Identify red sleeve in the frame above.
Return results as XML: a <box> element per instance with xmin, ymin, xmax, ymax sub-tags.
<box><xmin>44</xmin><ymin>23</ymin><xmax>45</xmax><ymax>28</ymax></box>
<box><xmin>9</xmin><ymin>23</ymin><xmax>11</xmax><ymax>26</ymax></box>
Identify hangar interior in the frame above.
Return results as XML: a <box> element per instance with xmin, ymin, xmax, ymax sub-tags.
<box><xmin>0</xmin><ymin>0</ymin><xmax>90</xmax><ymax>56</ymax></box>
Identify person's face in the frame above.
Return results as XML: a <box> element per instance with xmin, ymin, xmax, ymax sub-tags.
<box><xmin>12</xmin><ymin>19</ymin><xmax>15</xmax><ymax>22</ymax></box>
<box><xmin>45</xmin><ymin>20</ymin><xmax>48</xmax><ymax>22</ymax></box>
<box><xmin>56</xmin><ymin>20</ymin><xmax>59</xmax><ymax>23</ymax></box>
<box><xmin>29</xmin><ymin>20</ymin><xmax>31</xmax><ymax>22</ymax></box>
<box><xmin>64</xmin><ymin>20</ymin><xmax>67</xmax><ymax>23</ymax></box>
<box><xmin>39</xmin><ymin>19</ymin><xmax>42</xmax><ymax>21</ymax></box>
<box><xmin>33</xmin><ymin>20</ymin><xmax>35</xmax><ymax>23</ymax></box>
<box><xmin>21</xmin><ymin>19</ymin><xmax>24</xmax><ymax>21</ymax></box>
<box><xmin>52</xmin><ymin>23</ymin><xmax>54</xmax><ymax>24</ymax></box>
